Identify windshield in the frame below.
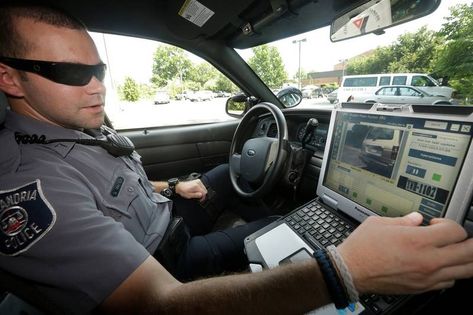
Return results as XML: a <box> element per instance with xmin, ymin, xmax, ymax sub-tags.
<box><xmin>242</xmin><ymin>0</ymin><xmax>472</xmax><ymax>108</ymax></box>
<box><xmin>92</xmin><ymin>0</ymin><xmax>472</xmax><ymax>130</ymax></box>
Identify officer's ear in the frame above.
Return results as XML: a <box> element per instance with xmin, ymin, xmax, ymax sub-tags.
<box><xmin>0</xmin><ymin>63</ymin><xmax>25</xmax><ymax>97</ymax></box>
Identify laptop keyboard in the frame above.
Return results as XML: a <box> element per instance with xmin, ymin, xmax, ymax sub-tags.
<box><xmin>284</xmin><ymin>199</ymin><xmax>403</xmax><ymax>314</ymax></box>
<box><xmin>285</xmin><ymin>199</ymin><xmax>353</xmax><ymax>249</ymax></box>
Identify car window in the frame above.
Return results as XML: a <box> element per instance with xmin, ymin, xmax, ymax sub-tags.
<box><xmin>343</xmin><ymin>77</ymin><xmax>378</xmax><ymax>87</ymax></box>
<box><xmin>412</xmin><ymin>75</ymin><xmax>436</xmax><ymax>87</ymax></box>
<box><xmin>237</xmin><ymin>1</ymin><xmax>470</xmax><ymax>109</ymax></box>
<box><xmin>392</xmin><ymin>76</ymin><xmax>407</xmax><ymax>85</ymax></box>
<box><xmin>90</xmin><ymin>33</ymin><xmax>239</xmax><ymax>130</ymax></box>
<box><xmin>377</xmin><ymin>87</ymin><xmax>397</xmax><ymax>96</ymax></box>
<box><xmin>379</xmin><ymin>76</ymin><xmax>391</xmax><ymax>86</ymax></box>
<box><xmin>399</xmin><ymin>87</ymin><xmax>422</xmax><ymax>97</ymax></box>
<box><xmin>366</xmin><ymin>127</ymin><xmax>395</xmax><ymax>140</ymax></box>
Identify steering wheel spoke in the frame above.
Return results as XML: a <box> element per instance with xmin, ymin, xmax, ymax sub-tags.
<box><xmin>230</xmin><ymin>153</ymin><xmax>242</xmax><ymax>175</ymax></box>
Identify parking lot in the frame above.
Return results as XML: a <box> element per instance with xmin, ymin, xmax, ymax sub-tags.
<box><xmin>108</xmin><ymin>96</ymin><xmax>333</xmax><ymax>130</ymax></box>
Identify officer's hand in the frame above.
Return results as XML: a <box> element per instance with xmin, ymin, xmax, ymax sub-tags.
<box><xmin>338</xmin><ymin>212</ymin><xmax>473</xmax><ymax>295</ymax></box>
<box><xmin>176</xmin><ymin>179</ymin><xmax>207</xmax><ymax>202</ymax></box>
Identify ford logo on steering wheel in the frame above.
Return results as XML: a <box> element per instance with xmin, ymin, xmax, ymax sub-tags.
<box><xmin>247</xmin><ymin>149</ymin><xmax>256</xmax><ymax>156</ymax></box>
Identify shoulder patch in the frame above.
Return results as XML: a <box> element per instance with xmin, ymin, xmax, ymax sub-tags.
<box><xmin>0</xmin><ymin>180</ymin><xmax>56</xmax><ymax>256</ymax></box>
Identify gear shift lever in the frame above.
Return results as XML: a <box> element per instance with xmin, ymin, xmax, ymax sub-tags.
<box><xmin>302</xmin><ymin>118</ymin><xmax>319</xmax><ymax>149</ymax></box>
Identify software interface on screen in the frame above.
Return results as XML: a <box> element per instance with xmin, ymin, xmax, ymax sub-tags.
<box><xmin>323</xmin><ymin>111</ymin><xmax>473</xmax><ymax>221</ymax></box>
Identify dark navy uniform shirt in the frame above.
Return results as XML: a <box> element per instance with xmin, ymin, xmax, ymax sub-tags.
<box><xmin>0</xmin><ymin>111</ymin><xmax>172</xmax><ymax>314</ymax></box>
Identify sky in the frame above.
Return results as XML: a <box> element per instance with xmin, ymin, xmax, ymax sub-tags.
<box><xmin>90</xmin><ymin>0</ymin><xmax>471</xmax><ymax>87</ymax></box>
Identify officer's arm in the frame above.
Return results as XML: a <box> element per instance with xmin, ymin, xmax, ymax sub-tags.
<box><xmin>99</xmin><ymin>213</ymin><xmax>473</xmax><ymax>314</ymax></box>
<box><xmin>151</xmin><ymin>181</ymin><xmax>167</xmax><ymax>192</ymax></box>
<box><xmin>99</xmin><ymin>255</ymin><xmax>331</xmax><ymax>315</ymax></box>
<box><xmin>151</xmin><ymin>179</ymin><xmax>207</xmax><ymax>200</ymax></box>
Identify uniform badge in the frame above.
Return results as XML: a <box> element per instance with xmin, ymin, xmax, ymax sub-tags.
<box><xmin>0</xmin><ymin>180</ymin><xmax>56</xmax><ymax>256</ymax></box>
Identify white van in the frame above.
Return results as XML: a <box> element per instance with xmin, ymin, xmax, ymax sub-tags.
<box><xmin>337</xmin><ymin>73</ymin><xmax>455</xmax><ymax>103</ymax></box>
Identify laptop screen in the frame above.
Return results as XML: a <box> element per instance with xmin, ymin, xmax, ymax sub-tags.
<box><xmin>318</xmin><ymin>109</ymin><xmax>473</xmax><ymax>224</ymax></box>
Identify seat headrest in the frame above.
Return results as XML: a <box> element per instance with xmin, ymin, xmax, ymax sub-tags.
<box><xmin>0</xmin><ymin>92</ymin><xmax>7</xmax><ymax>125</ymax></box>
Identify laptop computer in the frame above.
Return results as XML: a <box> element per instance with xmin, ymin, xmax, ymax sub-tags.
<box><xmin>244</xmin><ymin>103</ymin><xmax>473</xmax><ymax>315</ymax></box>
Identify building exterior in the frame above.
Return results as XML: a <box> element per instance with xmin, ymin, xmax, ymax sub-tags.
<box><xmin>303</xmin><ymin>49</ymin><xmax>375</xmax><ymax>88</ymax></box>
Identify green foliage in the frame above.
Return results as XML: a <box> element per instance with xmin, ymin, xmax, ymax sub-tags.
<box><xmin>248</xmin><ymin>45</ymin><xmax>288</xmax><ymax>88</ymax></box>
<box><xmin>118</xmin><ymin>76</ymin><xmax>140</xmax><ymax>102</ymax></box>
<box><xmin>346</xmin><ymin>47</ymin><xmax>395</xmax><ymax>75</ymax></box>
<box><xmin>435</xmin><ymin>4</ymin><xmax>473</xmax><ymax>101</ymax></box>
<box><xmin>215</xmin><ymin>73</ymin><xmax>238</xmax><ymax>93</ymax></box>
<box><xmin>388</xmin><ymin>27</ymin><xmax>444</xmax><ymax>73</ymax></box>
<box><xmin>151</xmin><ymin>45</ymin><xmax>192</xmax><ymax>87</ymax></box>
<box><xmin>293</xmin><ymin>69</ymin><xmax>307</xmax><ymax>81</ymax></box>
<box><xmin>188</xmin><ymin>63</ymin><xmax>218</xmax><ymax>87</ymax></box>
<box><xmin>346</xmin><ymin>27</ymin><xmax>443</xmax><ymax>75</ymax></box>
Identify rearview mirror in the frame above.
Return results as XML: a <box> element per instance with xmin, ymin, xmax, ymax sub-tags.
<box><xmin>330</xmin><ymin>0</ymin><xmax>440</xmax><ymax>42</ymax></box>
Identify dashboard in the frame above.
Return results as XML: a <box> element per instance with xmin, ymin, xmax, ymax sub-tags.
<box><xmin>253</xmin><ymin>115</ymin><xmax>329</xmax><ymax>153</ymax></box>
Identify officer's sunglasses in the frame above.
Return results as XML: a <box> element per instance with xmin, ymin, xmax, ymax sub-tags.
<box><xmin>0</xmin><ymin>56</ymin><xmax>106</xmax><ymax>86</ymax></box>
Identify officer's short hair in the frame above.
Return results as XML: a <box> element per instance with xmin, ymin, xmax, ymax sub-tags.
<box><xmin>0</xmin><ymin>2</ymin><xmax>87</xmax><ymax>58</ymax></box>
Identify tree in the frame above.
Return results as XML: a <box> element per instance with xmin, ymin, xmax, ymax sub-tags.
<box><xmin>215</xmin><ymin>73</ymin><xmax>238</xmax><ymax>92</ymax></box>
<box><xmin>388</xmin><ymin>26</ymin><xmax>444</xmax><ymax>73</ymax></box>
<box><xmin>248</xmin><ymin>45</ymin><xmax>287</xmax><ymax>88</ymax></box>
<box><xmin>151</xmin><ymin>46</ymin><xmax>192</xmax><ymax>88</ymax></box>
<box><xmin>187</xmin><ymin>63</ymin><xmax>218</xmax><ymax>88</ymax></box>
<box><xmin>346</xmin><ymin>47</ymin><xmax>395</xmax><ymax>75</ymax></box>
<box><xmin>293</xmin><ymin>69</ymin><xmax>307</xmax><ymax>81</ymax></box>
<box><xmin>435</xmin><ymin>4</ymin><xmax>473</xmax><ymax>101</ymax></box>
<box><xmin>118</xmin><ymin>76</ymin><xmax>140</xmax><ymax>102</ymax></box>
<box><xmin>345</xmin><ymin>27</ymin><xmax>444</xmax><ymax>75</ymax></box>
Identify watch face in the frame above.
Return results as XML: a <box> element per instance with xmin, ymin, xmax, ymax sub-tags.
<box><xmin>168</xmin><ymin>177</ymin><xmax>179</xmax><ymax>193</ymax></box>
<box><xmin>160</xmin><ymin>188</ymin><xmax>173</xmax><ymax>198</ymax></box>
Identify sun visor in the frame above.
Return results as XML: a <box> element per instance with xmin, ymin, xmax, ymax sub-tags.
<box><xmin>165</xmin><ymin>0</ymin><xmax>254</xmax><ymax>40</ymax></box>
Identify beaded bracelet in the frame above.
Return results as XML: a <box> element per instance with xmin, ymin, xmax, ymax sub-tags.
<box><xmin>313</xmin><ymin>249</ymin><xmax>349</xmax><ymax>309</ymax></box>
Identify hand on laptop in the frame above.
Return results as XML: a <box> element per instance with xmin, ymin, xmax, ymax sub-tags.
<box><xmin>338</xmin><ymin>212</ymin><xmax>473</xmax><ymax>295</ymax></box>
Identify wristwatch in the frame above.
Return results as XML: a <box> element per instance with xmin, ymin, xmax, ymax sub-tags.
<box><xmin>160</xmin><ymin>187</ymin><xmax>173</xmax><ymax>198</ymax></box>
<box><xmin>168</xmin><ymin>177</ymin><xmax>179</xmax><ymax>194</ymax></box>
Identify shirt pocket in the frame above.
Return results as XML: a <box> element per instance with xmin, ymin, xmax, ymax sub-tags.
<box><xmin>101</xmin><ymin>166</ymin><xmax>140</xmax><ymax>220</ymax></box>
<box><xmin>101</xmin><ymin>165</ymin><xmax>171</xmax><ymax>248</ymax></box>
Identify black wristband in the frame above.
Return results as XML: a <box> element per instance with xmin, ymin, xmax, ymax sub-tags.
<box><xmin>313</xmin><ymin>249</ymin><xmax>349</xmax><ymax>309</ymax></box>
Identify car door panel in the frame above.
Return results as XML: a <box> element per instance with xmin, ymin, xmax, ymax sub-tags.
<box><xmin>118</xmin><ymin>120</ymin><xmax>239</xmax><ymax>180</ymax></box>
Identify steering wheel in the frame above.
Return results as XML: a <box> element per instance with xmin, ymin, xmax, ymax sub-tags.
<box><xmin>229</xmin><ymin>102</ymin><xmax>289</xmax><ymax>198</ymax></box>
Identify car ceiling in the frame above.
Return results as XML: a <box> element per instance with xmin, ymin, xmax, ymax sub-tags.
<box><xmin>24</xmin><ymin>0</ymin><xmax>363</xmax><ymax>49</ymax></box>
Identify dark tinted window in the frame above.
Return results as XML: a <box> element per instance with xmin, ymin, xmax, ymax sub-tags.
<box><xmin>379</xmin><ymin>76</ymin><xmax>391</xmax><ymax>85</ymax></box>
<box><xmin>412</xmin><ymin>75</ymin><xmax>436</xmax><ymax>87</ymax></box>
<box><xmin>343</xmin><ymin>77</ymin><xmax>378</xmax><ymax>87</ymax></box>
<box><xmin>366</xmin><ymin>127</ymin><xmax>394</xmax><ymax>140</ymax></box>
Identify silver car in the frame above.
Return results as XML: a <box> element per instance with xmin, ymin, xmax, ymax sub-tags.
<box><xmin>352</xmin><ymin>85</ymin><xmax>455</xmax><ymax>105</ymax></box>
<box><xmin>327</xmin><ymin>88</ymin><xmax>338</xmax><ymax>104</ymax></box>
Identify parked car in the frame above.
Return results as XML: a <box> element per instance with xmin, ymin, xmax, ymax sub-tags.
<box><xmin>338</xmin><ymin>73</ymin><xmax>456</xmax><ymax>103</ymax></box>
<box><xmin>153</xmin><ymin>91</ymin><xmax>170</xmax><ymax>104</ymax></box>
<box><xmin>360</xmin><ymin>127</ymin><xmax>403</xmax><ymax>177</ymax></box>
<box><xmin>302</xmin><ymin>87</ymin><xmax>324</xmax><ymax>99</ymax></box>
<box><xmin>327</xmin><ymin>88</ymin><xmax>338</xmax><ymax>104</ymax></box>
<box><xmin>188</xmin><ymin>90</ymin><xmax>214</xmax><ymax>101</ymax></box>
<box><xmin>215</xmin><ymin>91</ymin><xmax>231</xmax><ymax>97</ymax></box>
<box><xmin>350</xmin><ymin>85</ymin><xmax>455</xmax><ymax>105</ymax></box>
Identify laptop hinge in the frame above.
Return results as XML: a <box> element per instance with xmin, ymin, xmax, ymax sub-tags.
<box><xmin>321</xmin><ymin>194</ymin><xmax>338</xmax><ymax>209</ymax></box>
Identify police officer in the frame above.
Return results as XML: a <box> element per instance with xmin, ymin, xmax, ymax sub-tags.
<box><xmin>1</xmin><ymin>4</ymin><xmax>473</xmax><ymax>315</ymax></box>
